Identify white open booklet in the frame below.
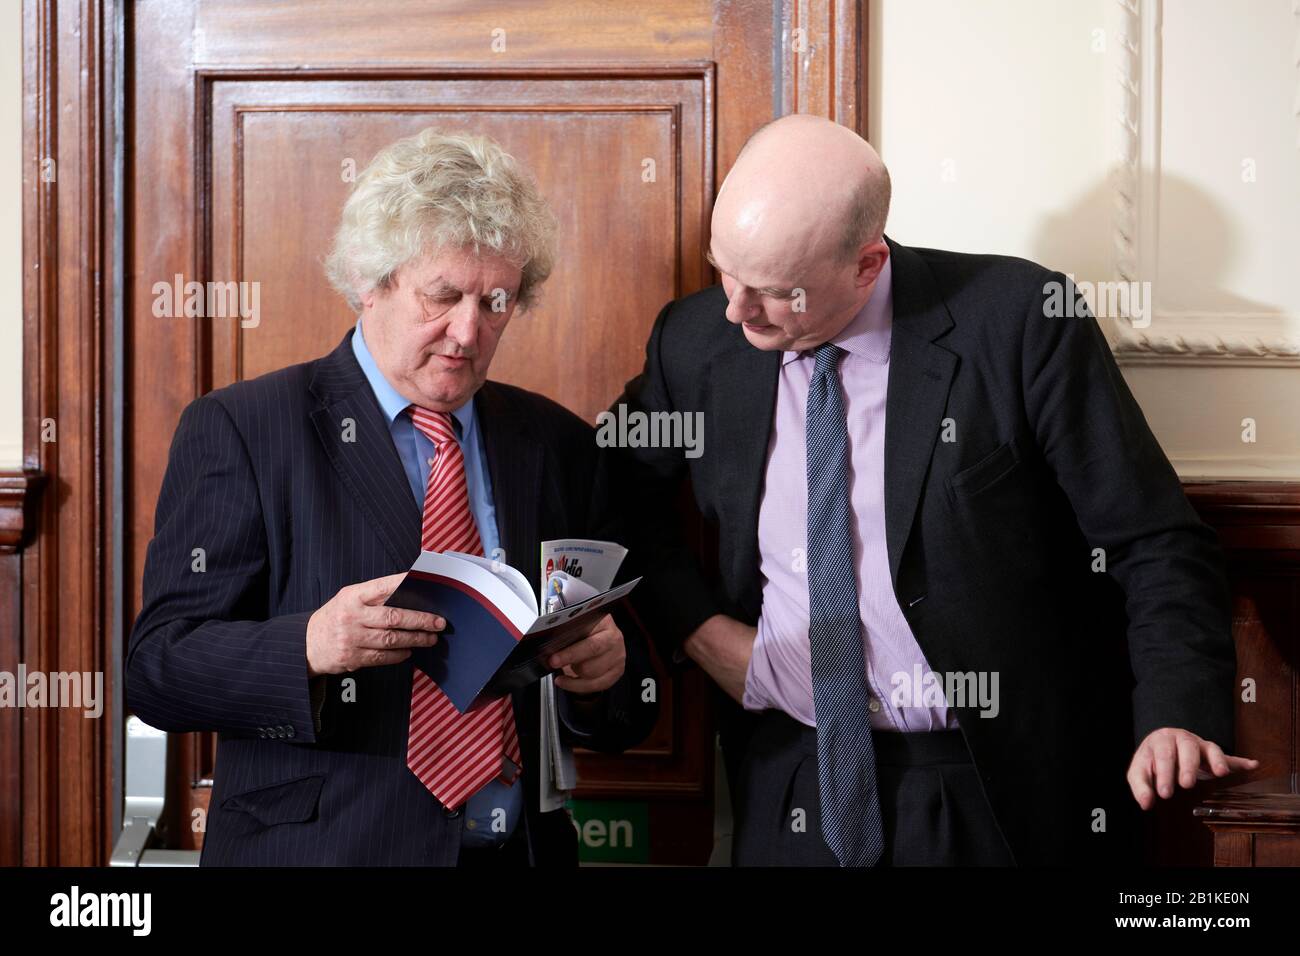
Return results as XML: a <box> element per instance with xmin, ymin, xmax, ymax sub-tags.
<box><xmin>538</xmin><ymin>539</ymin><xmax>629</xmax><ymax>812</ymax></box>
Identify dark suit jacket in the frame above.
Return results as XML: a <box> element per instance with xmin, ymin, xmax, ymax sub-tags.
<box><xmin>127</xmin><ymin>329</ymin><xmax>657</xmax><ymax>866</ymax></box>
<box><xmin>614</xmin><ymin>237</ymin><xmax>1236</xmax><ymax>866</ymax></box>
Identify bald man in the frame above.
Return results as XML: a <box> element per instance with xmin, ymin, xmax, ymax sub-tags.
<box><xmin>614</xmin><ymin>114</ymin><xmax>1254</xmax><ymax>867</ymax></box>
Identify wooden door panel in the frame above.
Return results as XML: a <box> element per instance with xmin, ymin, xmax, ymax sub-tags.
<box><xmin>123</xmin><ymin>0</ymin><xmax>786</xmax><ymax>865</ymax></box>
<box><xmin>22</xmin><ymin>0</ymin><xmax>871</xmax><ymax>865</ymax></box>
<box><xmin>163</xmin><ymin>71</ymin><xmax>713</xmax><ymax>858</ymax></box>
<box><xmin>206</xmin><ymin>71</ymin><xmax>711</xmax><ymax>422</ymax></box>
<box><xmin>191</xmin><ymin>0</ymin><xmax>717</xmax><ymax>65</ymax></box>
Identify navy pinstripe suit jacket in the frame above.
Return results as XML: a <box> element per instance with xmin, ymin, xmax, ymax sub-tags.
<box><xmin>126</xmin><ymin>329</ymin><xmax>658</xmax><ymax>866</ymax></box>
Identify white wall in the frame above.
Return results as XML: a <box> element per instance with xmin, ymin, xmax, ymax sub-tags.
<box><xmin>0</xmin><ymin>0</ymin><xmax>22</xmax><ymax>468</ymax></box>
<box><xmin>869</xmin><ymin>0</ymin><xmax>1300</xmax><ymax>479</ymax></box>
<box><xmin>1</xmin><ymin>1</ymin><xmax>1294</xmax><ymax>477</ymax></box>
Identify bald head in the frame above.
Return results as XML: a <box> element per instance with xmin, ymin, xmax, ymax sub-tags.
<box><xmin>709</xmin><ymin>115</ymin><xmax>892</xmax><ymax>353</ymax></box>
<box><xmin>714</xmin><ymin>115</ymin><xmax>890</xmax><ymax>274</ymax></box>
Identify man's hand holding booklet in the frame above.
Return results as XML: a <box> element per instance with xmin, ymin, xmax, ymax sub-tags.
<box><xmin>383</xmin><ymin>539</ymin><xmax>640</xmax><ymax>714</ymax></box>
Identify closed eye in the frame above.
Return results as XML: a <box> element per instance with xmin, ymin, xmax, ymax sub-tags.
<box><xmin>706</xmin><ymin>250</ymin><xmax>795</xmax><ymax>299</ymax></box>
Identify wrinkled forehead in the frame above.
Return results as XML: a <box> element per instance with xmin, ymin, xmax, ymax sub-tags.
<box><xmin>398</xmin><ymin>247</ymin><xmax>523</xmax><ymax>292</ymax></box>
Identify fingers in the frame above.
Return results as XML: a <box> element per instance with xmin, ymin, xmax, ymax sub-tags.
<box><xmin>356</xmin><ymin>603</ymin><xmax>445</xmax><ymax>638</ymax></box>
<box><xmin>554</xmin><ymin>639</ymin><xmax>625</xmax><ymax>693</ymax></box>
<box><xmin>1176</xmin><ymin>733</ymin><xmax>1200</xmax><ymax>789</ymax></box>
<box><xmin>1152</xmin><ymin>737</ymin><xmax>1178</xmax><ymax>800</ymax></box>
<box><xmin>1126</xmin><ymin>754</ymin><xmax>1156</xmax><ymax>811</ymax></box>
<box><xmin>550</xmin><ymin>616</ymin><xmax>624</xmax><ymax>693</ymax></box>
<box><xmin>1222</xmin><ymin>755</ymin><xmax>1260</xmax><ymax>772</ymax></box>
<box><xmin>354</xmin><ymin>572</ymin><xmax>411</xmax><ymax>605</ymax></box>
<box><xmin>1197</xmin><ymin>744</ymin><xmax>1258</xmax><ymax>781</ymax></box>
<box><xmin>570</xmin><ymin>613</ymin><xmax>616</xmax><ymax>643</ymax></box>
<box><xmin>548</xmin><ymin>618</ymin><xmax>621</xmax><ymax>670</ymax></box>
<box><xmin>555</xmin><ymin>659</ymin><xmax>622</xmax><ymax>694</ymax></box>
<box><xmin>349</xmin><ymin>648</ymin><xmax>413</xmax><ymax>671</ymax></box>
<box><xmin>554</xmin><ymin>674</ymin><xmax>614</xmax><ymax>694</ymax></box>
<box><xmin>568</xmin><ymin>648</ymin><xmax>624</xmax><ymax>680</ymax></box>
<box><xmin>1128</xmin><ymin>731</ymin><xmax>1262</xmax><ymax>810</ymax></box>
<box><xmin>587</xmin><ymin>613</ymin><xmax>616</xmax><ymax>636</ymax></box>
<box><xmin>355</xmin><ymin>627</ymin><xmax>441</xmax><ymax>651</ymax></box>
<box><xmin>1200</xmin><ymin>739</ymin><xmax>1231</xmax><ymax>776</ymax></box>
<box><xmin>548</xmin><ymin>638</ymin><xmax>605</xmax><ymax>669</ymax></box>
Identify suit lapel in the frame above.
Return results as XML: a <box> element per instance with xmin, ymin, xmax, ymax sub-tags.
<box><xmin>475</xmin><ymin>382</ymin><xmax>543</xmax><ymax>600</ymax></box>
<box><xmin>475</xmin><ymin>382</ymin><xmax>546</xmax><ymax>757</ymax></box>
<box><xmin>710</xmin><ymin>341</ymin><xmax>781</xmax><ymax>604</ymax></box>
<box><xmin>882</xmin><ymin>238</ymin><xmax>959</xmax><ymax>587</ymax></box>
<box><xmin>309</xmin><ymin>330</ymin><xmax>421</xmax><ymax>569</ymax></box>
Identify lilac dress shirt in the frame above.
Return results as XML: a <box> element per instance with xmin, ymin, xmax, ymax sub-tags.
<box><xmin>742</xmin><ymin>255</ymin><xmax>961</xmax><ymax>733</ymax></box>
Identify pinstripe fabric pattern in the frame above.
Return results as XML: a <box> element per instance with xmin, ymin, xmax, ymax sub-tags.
<box><xmin>125</xmin><ymin>329</ymin><xmax>658</xmax><ymax>866</ymax></box>
<box><xmin>406</xmin><ymin>407</ymin><xmax>522</xmax><ymax>809</ymax></box>
<box><xmin>805</xmin><ymin>343</ymin><xmax>883</xmax><ymax>867</ymax></box>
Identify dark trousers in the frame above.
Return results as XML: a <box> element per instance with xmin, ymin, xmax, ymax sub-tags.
<box><xmin>732</xmin><ymin>709</ymin><xmax>1016</xmax><ymax>866</ymax></box>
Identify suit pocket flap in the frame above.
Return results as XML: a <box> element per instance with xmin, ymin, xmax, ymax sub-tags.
<box><xmin>222</xmin><ymin>773</ymin><xmax>324</xmax><ymax>826</ymax></box>
<box><xmin>947</xmin><ymin>438</ymin><xmax>1021</xmax><ymax>497</ymax></box>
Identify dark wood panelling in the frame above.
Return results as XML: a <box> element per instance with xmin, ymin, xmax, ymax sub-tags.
<box><xmin>782</xmin><ymin>0</ymin><xmax>869</xmax><ymax>130</ymax></box>
<box><xmin>18</xmin><ymin>0</ymin><xmax>120</xmax><ymax>867</ymax></box>
<box><xmin>201</xmin><ymin>66</ymin><xmax>713</xmax><ymax>423</ymax></box>
<box><xmin>0</xmin><ymin>473</ymin><xmax>44</xmax><ymax>552</ymax></box>
<box><xmin>0</xmin><ymin>472</ymin><xmax>46</xmax><ymax>867</ymax></box>
<box><xmin>1195</xmin><ymin>773</ymin><xmax>1300</xmax><ymax>866</ymax></box>
<box><xmin>1142</xmin><ymin>482</ymin><xmax>1300</xmax><ymax>866</ymax></box>
<box><xmin>191</xmin><ymin>0</ymin><xmax>718</xmax><ymax>66</ymax></box>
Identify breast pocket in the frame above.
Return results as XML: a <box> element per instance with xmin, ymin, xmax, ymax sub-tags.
<box><xmin>945</xmin><ymin>437</ymin><xmax>1023</xmax><ymax>502</ymax></box>
<box><xmin>221</xmin><ymin>773</ymin><xmax>325</xmax><ymax>829</ymax></box>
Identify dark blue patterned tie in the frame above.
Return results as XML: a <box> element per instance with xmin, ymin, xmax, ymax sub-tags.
<box><xmin>806</xmin><ymin>341</ymin><xmax>884</xmax><ymax>866</ymax></box>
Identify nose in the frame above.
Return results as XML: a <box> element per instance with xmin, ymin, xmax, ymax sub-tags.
<box><xmin>725</xmin><ymin>286</ymin><xmax>761</xmax><ymax>325</ymax></box>
<box><xmin>445</xmin><ymin>299</ymin><xmax>480</xmax><ymax>352</ymax></box>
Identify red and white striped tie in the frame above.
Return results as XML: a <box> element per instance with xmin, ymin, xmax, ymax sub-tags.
<box><xmin>405</xmin><ymin>405</ymin><xmax>521</xmax><ymax>810</ymax></box>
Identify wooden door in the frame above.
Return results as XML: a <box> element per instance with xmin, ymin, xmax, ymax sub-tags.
<box><xmin>13</xmin><ymin>0</ymin><xmax>868</xmax><ymax>864</ymax></box>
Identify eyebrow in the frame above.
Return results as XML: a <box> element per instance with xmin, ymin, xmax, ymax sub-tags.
<box><xmin>707</xmin><ymin>244</ymin><xmax>795</xmax><ymax>293</ymax></box>
<box><xmin>420</xmin><ymin>280</ymin><xmax>513</xmax><ymax>300</ymax></box>
<box><xmin>420</xmin><ymin>279</ymin><xmax>459</xmax><ymax>295</ymax></box>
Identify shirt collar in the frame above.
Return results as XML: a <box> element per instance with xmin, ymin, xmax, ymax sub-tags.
<box><xmin>781</xmin><ymin>253</ymin><xmax>893</xmax><ymax>367</ymax></box>
<box><xmin>351</xmin><ymin>317</ymin><xmax>476</xmax><ymax>435</ymax></box>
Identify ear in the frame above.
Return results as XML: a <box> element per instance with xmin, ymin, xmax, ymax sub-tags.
<box><xmin>854</xmin><ymin>240</ymin><xmax>890</xmax><ymax>289</ymax></box>
<box><xmin>357</xmin><ymin>281</ymin><xmax>378</xmax><ymax>311</ymax></box>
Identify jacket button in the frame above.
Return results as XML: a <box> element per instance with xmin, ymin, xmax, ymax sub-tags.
<box><xmin>444</xmin><ymin>807</ymin><xmax>462</xmax><ymax>819</ymax></box>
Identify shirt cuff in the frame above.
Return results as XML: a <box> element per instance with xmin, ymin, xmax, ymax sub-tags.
<box><xmin>740</xmin><ymin>618</ymin><xmax>771</xmax><ymax>712</ymax></box>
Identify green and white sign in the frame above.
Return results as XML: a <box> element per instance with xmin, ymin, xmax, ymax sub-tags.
<box><xmin>566</xmin><ymin>799</ymin><xmax>649</xmax><ymax>864</ymax></box>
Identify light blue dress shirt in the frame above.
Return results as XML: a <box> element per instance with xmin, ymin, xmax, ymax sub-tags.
<box><xmin>351</xmin><ymin>318</ymin><xmax>523</xmax><ymax>847</ymax></box>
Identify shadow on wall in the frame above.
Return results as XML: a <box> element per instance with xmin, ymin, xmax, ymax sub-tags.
<box><xmin>1030</xmin><ymin>168</ymin><xmax>1281</xmax><ymax>319</ymax></box>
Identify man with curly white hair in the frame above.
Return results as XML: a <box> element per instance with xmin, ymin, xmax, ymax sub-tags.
<box><xmin>127</xmin><ymin>128</ymin><xmax>657</xmax><ymax>867</ymax></box>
